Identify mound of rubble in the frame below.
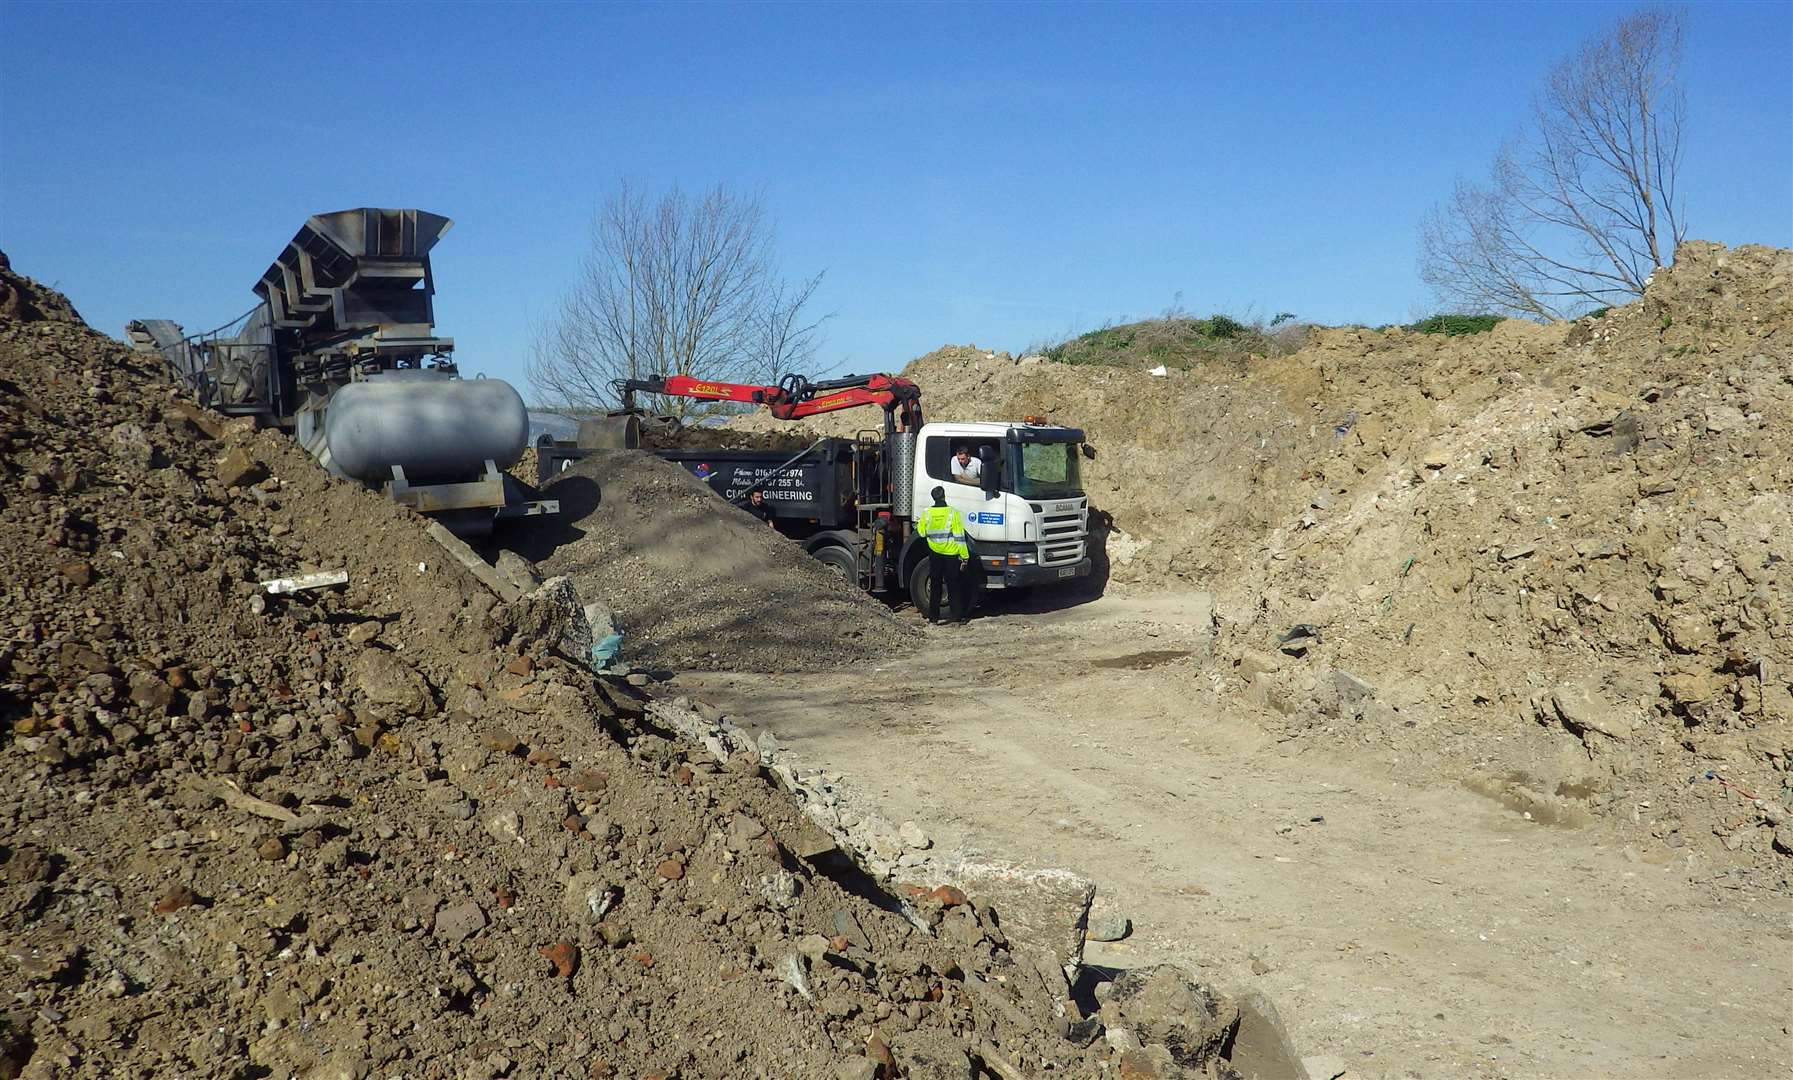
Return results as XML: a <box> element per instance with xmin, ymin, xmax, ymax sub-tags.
<box><xmin>507</xmin><ymin>450</ymin><xmax>918</xmax><ymax>673</ymax></box>
<box><xmin>2</xmin><ymin>254</ymin><xmax>1278</xmax><ymax>1077</ymax></box>
<box><xmin>1214</xmin><ymin>241</ymin><xmax>1793</xmax><ymax>880</ymax></box>
<box><xmin>733</xmin><ymin>240</ymin><xmax>1793</xmax><ymax>883</ymax></box>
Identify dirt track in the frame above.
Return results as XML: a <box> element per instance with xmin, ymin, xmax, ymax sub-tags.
<box><xmin>673</xmin><ymin>590</ymin><xmax>1793</xmax><ymax>1079</ymax></box>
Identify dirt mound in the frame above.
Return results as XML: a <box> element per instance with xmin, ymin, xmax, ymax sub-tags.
<box><xmin>1208</xmin><ymin>240</ymin><xmax>1793</xmax><ymax>879</ymax></box>
<box><xmin>0</xmin><ymin>257</ymin><xmax>1241</xmax><ymax>1078</ymax></box>
<box><xmin>644</xmin><ymin>422</ymin><xmax>817</xmax><ymax>452</ymax></box>
<box><xmin>0</xmin><ymin>249</ymin><xmax>82</xmax><ymax>325</ymax></box>
<box><xmin>508</xmin><ymin>450</ymin><xmax>918</xmax><ymax>672</ymax></box>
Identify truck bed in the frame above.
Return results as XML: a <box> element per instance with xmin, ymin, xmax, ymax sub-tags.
<box><xmin>654</xmin><ymin>440</ymin><xmax>859</xmax><ymax>529</ymax></box>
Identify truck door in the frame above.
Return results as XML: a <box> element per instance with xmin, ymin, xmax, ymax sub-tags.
<box><xmin>921</xmin><ymin>435</ymin><xmax>1003</xmax><ymax>541</ymax></box>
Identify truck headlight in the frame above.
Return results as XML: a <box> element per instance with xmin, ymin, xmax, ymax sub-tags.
<box><xmin>1007</xmin><ymin>552</ymin><xmax>1037</xmax><ymax>566</ymax></box>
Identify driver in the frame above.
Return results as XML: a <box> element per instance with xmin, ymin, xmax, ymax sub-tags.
<box><xmin>949</xmin><ymin>444</ymin><xmax>982</xmax><ymax>485</ymax></box>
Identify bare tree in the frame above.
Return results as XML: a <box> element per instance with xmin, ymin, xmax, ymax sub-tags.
<box><xmin>1420</xmin><ymin>6</ymin><xmax>1688</xmax><ymax>319</ymax></box>
<box><xmin>528</xmin><ymin>181</ymin><xmax>828</xmax><ymax>417</ymax></box>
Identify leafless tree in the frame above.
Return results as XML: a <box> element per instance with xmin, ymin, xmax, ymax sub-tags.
<box><xmin>528</xmin><ymin>181</ymin><xmax>828</xmax><ymax>417</ymax></box>
<box><xmin>1420</xmin><ymin>6</ymin><xmax>1688</xmax><ymax>319</ymax></box>
<box><xmin>743</xmin><ymin>270</ymin><xmax>829</xmax><ymax>386</ymax></box>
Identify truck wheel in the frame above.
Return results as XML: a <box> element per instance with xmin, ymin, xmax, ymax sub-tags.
<box><xmin>812</xmin><ymin>545</ymin><xmax>857</xmax><ymax>583</ymax></box>
<box><xmin>906</xmin><ymin>558</ymin><xmax>931</xmax><ymax>608</ymax></box>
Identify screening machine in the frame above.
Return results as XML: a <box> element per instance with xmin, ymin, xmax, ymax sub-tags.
<box><xmin>128</xmin><ymin>208</ymin><xmax>553</xmax><ymax>535</ymax></box>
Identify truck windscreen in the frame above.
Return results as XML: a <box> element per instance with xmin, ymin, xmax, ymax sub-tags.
<box><xmin>1011</xmin><ymin>440</ymin><xmax>1083</xmax><ymax>499</ymax></box>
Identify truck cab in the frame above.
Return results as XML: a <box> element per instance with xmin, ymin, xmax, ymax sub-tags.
<box><xmin>908</xmin><ymin>421</ymin><xmax>1091</xmax><ymax>592</ymax></box>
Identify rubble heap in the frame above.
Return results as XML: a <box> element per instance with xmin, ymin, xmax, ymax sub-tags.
<box><xmin>0</xmin><ymin>253</ymin><xmax>1264</xmax><ymax>1078</ymax></box>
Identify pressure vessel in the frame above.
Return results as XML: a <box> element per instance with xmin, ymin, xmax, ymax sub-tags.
<box><xmin>324</xmin><ymin>370</ymin><xmax>528</xmax><ymax>484</ymax></box>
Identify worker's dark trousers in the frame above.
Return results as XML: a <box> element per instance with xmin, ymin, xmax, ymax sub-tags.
<box><xmin>927</xmin><ymin>551</ymin><xmax>967</xmax><ymax>623</ymax></box>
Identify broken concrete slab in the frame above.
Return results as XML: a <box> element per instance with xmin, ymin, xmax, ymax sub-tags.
<box><xmin>938</xmin><ymin>858</ymin><xmax>1096</xmax><ymax>973</ymax></box>
<box><xmin>493</xmin><ymin>549</ymin><xmax>542</xmax><ymax>596</ymax></box>
<box><xmin>1097</xmin><ymin>965</ymin><xmax>1240</xmax><ymax>1075</ymax></box>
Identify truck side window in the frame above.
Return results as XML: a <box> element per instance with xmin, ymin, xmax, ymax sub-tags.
<box><xmin>923</xmin><ymin>437</ymin><xmax>953</xmax><ymax>481</ymax></box>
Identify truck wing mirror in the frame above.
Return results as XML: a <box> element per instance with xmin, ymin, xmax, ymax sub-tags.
<box><xmin>1081</xmin><ymin>444</ymin><xmax>1096</xmax><ymax>460</ymax></box>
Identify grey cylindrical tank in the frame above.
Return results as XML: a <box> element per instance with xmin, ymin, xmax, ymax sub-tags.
<box><xmin>325</xmin><ymin>370</ymin><xmax>528</xmax><ymax>484</ymax></box>
<box><xmin>887</xmin><ymin>431</ymin><xmax>917</xmax><ymax>512</ymax></box>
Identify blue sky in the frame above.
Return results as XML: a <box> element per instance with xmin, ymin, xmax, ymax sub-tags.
<box><xmin>3</xmin><ymin>0</ymin><xmax>1788</xmax><ymax>397</ymax></box>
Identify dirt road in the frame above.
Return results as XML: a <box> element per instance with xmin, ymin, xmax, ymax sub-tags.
<box><xmin>672</xmin><ymin>590</ymin><xmax>1793</xmax><ymax>1079</ymax></box>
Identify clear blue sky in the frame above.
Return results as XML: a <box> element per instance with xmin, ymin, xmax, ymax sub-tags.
<box><xmin>3</xmin><ymin>1</ymin><xmax>1788</xmax><ymax>396</ymax></box>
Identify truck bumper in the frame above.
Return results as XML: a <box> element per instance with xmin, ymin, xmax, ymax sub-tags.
<box><xmin>987</xmin><ymin>557</ymin><xmax>1092</xmax><ymax>589</ymax></box>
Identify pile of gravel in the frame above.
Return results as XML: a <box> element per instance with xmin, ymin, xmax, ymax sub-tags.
<box><xmin>509</xmin><ymin>449</ymin><xmax>919</xmax><ymax>672</ymax></box>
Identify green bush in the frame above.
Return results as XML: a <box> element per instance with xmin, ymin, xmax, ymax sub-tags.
<box><xmin>1405</xmin><ymin>314</ymin><xmax>1504</xmax><ymax>336</ymax></box>
<box><xmin>1038</xmin><ymin>312</ymin><xmax>1296</xmax><ymax>370</ymax></box>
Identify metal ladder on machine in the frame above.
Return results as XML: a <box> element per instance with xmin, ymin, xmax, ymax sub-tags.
<box><xmin>852</xmin><ymin>429</ymin><xmax>893</xmax><ymax>592</ymax></box>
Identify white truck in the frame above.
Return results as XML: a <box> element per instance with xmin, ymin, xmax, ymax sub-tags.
<box><xmin>543</xmin><ymin>372</ymin><xmax>1093</xmax><ymax>603</ymax></box>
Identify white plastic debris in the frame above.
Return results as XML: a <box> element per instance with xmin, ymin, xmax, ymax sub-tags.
<box><xmin>1148</xmin><ymin>364</ymin><xmax>1168</xmax><ymax>377</ymax></box>
<box><xmin>260</xmin><ymin>570</ymin><xmax>348</xmax><ymax>595</ymax></box>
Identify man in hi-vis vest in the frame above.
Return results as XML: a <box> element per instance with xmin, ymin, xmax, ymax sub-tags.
<box><xmin>917</xmin><ymin>485</ymin><xmax>971</xmax><ymax>623</ymax></box>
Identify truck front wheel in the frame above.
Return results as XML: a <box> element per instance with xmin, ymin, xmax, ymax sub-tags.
<box><xmin>906</xmin><ymin>558</ymin><xmax>931</xmax><ymax>607</ymax></box>
<box><xmin>906</xmin><ymin>557</ymin><xmax>981</xmax><ymax>615</ymax></box>
<box><xmin>812</xmin><ymin>545</ymin><xmax>857</xmax><ymax>583</ymax></box>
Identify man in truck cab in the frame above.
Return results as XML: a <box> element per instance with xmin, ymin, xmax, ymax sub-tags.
<box><xmin>918</xmin><ymin>485</ymin><xmax>971</xmax><ymax>624</ymax></box>
<box><xmin>949</xmin><ymin>443</ymin><xmax>982</xmax><ymax>485</ymax></box>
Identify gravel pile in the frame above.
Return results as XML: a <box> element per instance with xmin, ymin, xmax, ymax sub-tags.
<box><xmin>510</xmin><ymin>449</ymin><xmax>919</xmax><ymax>672</ymax></box>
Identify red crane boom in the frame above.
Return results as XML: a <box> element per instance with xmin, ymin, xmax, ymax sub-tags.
<box><xmin>617</xmin><ymin>372</ymin><xmax>923</xmax><ymax>432</ymax></box>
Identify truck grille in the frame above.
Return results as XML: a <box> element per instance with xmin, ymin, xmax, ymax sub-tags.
<box><xmin>1039</xmin><ymin>509</ymin><xmax>1086</xmax><ymax>565</ymax></box>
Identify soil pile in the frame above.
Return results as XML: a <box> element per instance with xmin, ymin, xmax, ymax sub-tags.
<box><xmin>643</xmin><ymin>423</ymin><xmax>817</xmax><ymax>452</ymax></box>
<box><xmin>1212</xmin><ymin>241</ymin><xmax>1793</xmax><ymax>879</ymax></box>
<box><xmin>0</xmin><ymin>251</ymin><xmax>82</xmax><ymax>325</ymax></box>
<box><xmin>507</xmin><ymin>450</ymin><xmax>918</xmax><ymax>672</ymax></box>
<box><xmin>0</xmin><ymin>261</ymin><xmax>1243</xmax><ymax>1077</ymax></box>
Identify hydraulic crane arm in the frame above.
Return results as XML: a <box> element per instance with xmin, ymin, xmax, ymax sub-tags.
<box><xmin>617</xmin><ymin>371</ymin><xmax>923</xmax><ymax>432</ymax></box>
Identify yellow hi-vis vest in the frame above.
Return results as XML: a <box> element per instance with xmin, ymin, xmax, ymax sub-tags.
<box><xmin>917</xmin><ymin>504</ymin><xmax>969</xmax><ymax>557</ymax></box>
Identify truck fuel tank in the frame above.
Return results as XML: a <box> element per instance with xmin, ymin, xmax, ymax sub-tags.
<box><xmin>324</xmin><ymin>370</ymin><xmax>528</xmax><ymax>484</ymax></box>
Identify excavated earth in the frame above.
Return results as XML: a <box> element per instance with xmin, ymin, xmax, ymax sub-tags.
<box><xmin>0</xmin><ymin>255</ymin><xmax>1258</xmax><ymax>1079</ymax></box>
